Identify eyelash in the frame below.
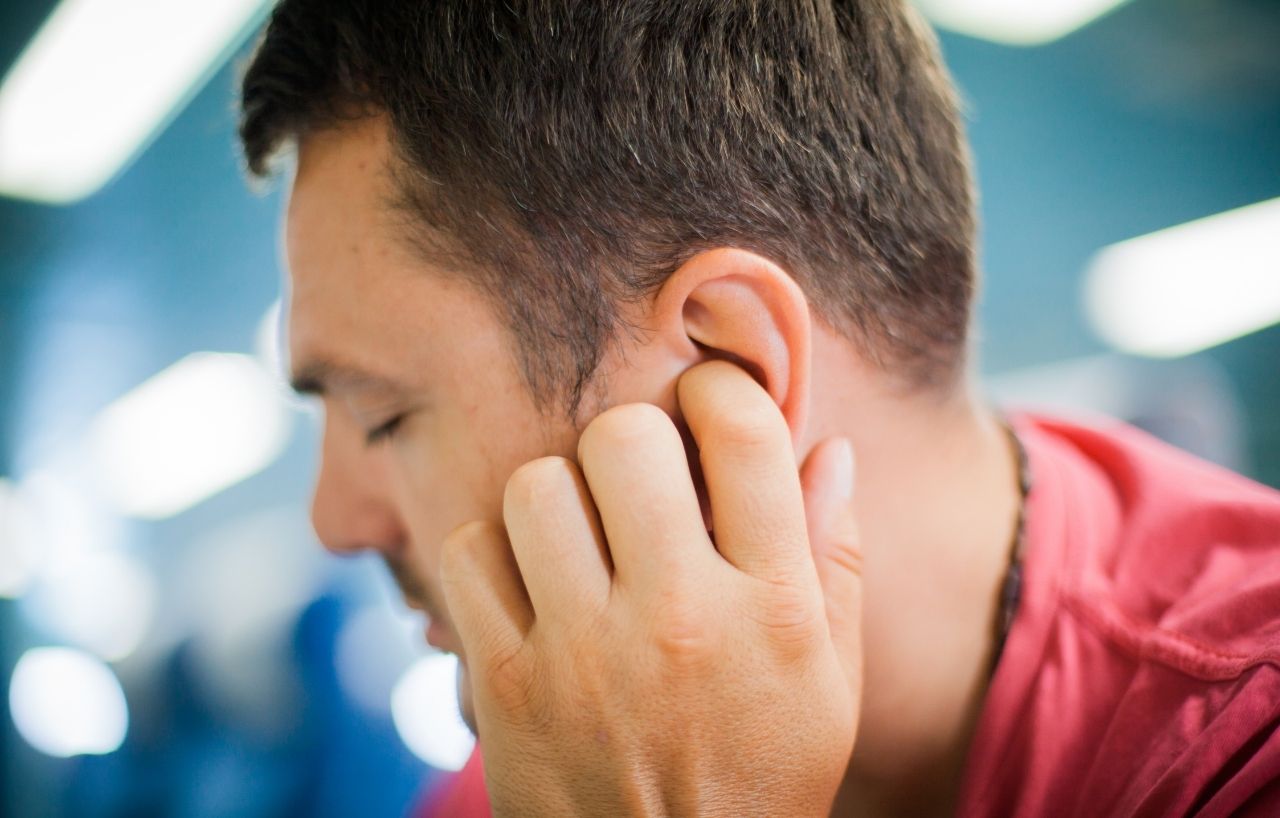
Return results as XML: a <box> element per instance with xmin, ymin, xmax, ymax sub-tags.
<box><xmin>364</xmin><ymin>414</ymin><xmax>405</xmax><ymax>447</ymax></box>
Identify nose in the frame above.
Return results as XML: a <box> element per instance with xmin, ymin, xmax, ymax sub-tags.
<box><xmin>310</xmin><ymin>409</ymin><xmax>406</xmax><ymax>557</ymax></box>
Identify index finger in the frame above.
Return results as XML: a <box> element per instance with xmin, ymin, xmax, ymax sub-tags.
<box><xmin>576</xmin><ymin>402</ymin><xmax>715</xmax><ymax>590</ymax></box>
<box><xmin>676</xmin><ymin>360</ymin><xmax>816</xmax><ymax>586</ymax></box>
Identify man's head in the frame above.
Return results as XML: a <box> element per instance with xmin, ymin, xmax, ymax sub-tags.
<box><xmin>239</xmin><ymin>0</ymin><xmax>976</xmax><ymax>728</ymax></box>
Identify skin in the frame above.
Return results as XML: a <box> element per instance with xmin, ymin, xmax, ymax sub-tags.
<box><xmin>286</xmin><ymin>118</ymin><xmax>1023</xmax><ymax>817</ymax></box>
<box><xmin>444</xmin><ymin>369</ymin><xmax>862</xmax><ymax>816</ymax></box>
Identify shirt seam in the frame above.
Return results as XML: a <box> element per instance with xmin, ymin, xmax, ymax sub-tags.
<box><xmin>1062</xmin><ymin>591</ymin><xmax>1280</xmax><ymax>682</ymax></box>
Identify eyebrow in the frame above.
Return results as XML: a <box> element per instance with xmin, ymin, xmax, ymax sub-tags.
<box><xmin>289</xmin><ymin>358</ymin><xmax>410</xmax><ymax>399</ymax></box>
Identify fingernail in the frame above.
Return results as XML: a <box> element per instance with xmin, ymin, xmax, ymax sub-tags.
<box><xmin>835</xmin><ymin>438</ymin><xmax>855</xmax><ymax>502</ymax></box>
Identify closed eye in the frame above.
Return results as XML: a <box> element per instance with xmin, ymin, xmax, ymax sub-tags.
<box><xmin>364</xmin><ymin>414</ymin><xmax>405</xmax><ymax>447</ymax></box>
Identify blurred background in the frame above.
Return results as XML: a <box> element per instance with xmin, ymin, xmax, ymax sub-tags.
<box><xmin>0</xmin><ymin>0</ymin><xmax>1277</xmax><ymax>816</ymax></box>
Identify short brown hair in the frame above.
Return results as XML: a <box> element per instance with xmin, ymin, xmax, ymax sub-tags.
<box><xmin>240</xmin><ymin>0</ymin><xmax>977</xmax><ymax>412</ymax></box>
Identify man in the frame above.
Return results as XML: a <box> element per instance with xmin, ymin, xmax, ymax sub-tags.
<box><xmin>237</xmin><ymin>1</ymin><xmax>1280</xmax><ymax>815</ymax></box>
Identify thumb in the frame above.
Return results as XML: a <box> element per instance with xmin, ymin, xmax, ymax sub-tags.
<box><xmin>799</xmin><ymin>437</ymin><xmax>863</xmax><ymax>696</ymax></box>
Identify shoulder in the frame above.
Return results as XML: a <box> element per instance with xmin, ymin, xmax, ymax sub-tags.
<box><xmin>959</xmin><ymin>414</ymin><xmax>1280</xmax><ymax>817</ymax></box>
<box><xmin>416</xmin><ymin>749</ymin><xmax>489</xmax><ymax>818</ymax></box>
<box><xmin>1020</xmin><ymin>412</ymin><xmax>1280</xmax><ymax>520</ymax></box>
<box><xmin>1016</xmin><ymin>412</ymin><xmax>1280</xmax><ymax>671</ymax></box>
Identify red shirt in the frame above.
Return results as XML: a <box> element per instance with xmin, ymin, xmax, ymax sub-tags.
<box><xmin>957</xmin><ymin>414</ymin><xmax>1280</xmax><ymax>816</ymax></box>
<box><xmin>421</xmin><ymin>415</ymin><xmax>1280</xmax><ymax>817</ymax></box>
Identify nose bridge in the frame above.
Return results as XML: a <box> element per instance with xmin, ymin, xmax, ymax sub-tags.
<box><xmin>310</xmin><ymin>409</ymin><xmax>404</xmax><ymax>556</ymax></box>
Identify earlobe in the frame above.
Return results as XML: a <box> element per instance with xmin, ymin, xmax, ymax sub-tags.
<box><xmin>660</xmin><ymin>248</ymin><xmax>812</xmax><ymax>446</ymax></box>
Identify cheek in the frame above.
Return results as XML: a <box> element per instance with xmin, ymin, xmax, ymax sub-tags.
<box><xmin>389</xmin><ymin>398</ymin><xmax>582</xmax><ymax>561</ymax></box>
<box><xmin>389</xmin><ymin>411</ymin><xmax>524</xmax><ymax>554</ymax></box>
<box><xmin>392</xmin><ymin>438</ymin><xmax>494</xmax><ymax>560</ymax></box>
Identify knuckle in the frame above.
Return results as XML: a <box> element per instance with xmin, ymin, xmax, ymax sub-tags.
<box><xmin>561</xmin><ymin>637</ymin><xmax>610</xmax><ymax>708</ymax></box>
<box><xmin>706</xmin><ymin>403</ymin><xmax>786</xmax><ymax>456</ymax></box>
<box><xmin>748</xmin><ymin>588</ymin><xmax>825</xmax><ymax>656</ymax></box>
<box><xmin>825</xmin><ymin>540</ymin><xmax>865</xmax><ymax>578</ymax></box>
<box><xmin>481</xmin><ymin>642</ymin><xmax>539</xmax><ymax>717</ymax></box>
<box><xmin>653</xmin><ymin>621</ymin><xmax>712</xmax><ymax>667</ymax></box>
<box><xmin>649</xmin><ymin>593</ymin><xmax>715</xmax><ymax>667</ymax></box>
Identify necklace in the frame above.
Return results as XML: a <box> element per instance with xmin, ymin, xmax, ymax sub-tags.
<box><xmin>991</xmin><ymin>419</ymin><xmax>1032</xmax><ymax>674</ymax></box>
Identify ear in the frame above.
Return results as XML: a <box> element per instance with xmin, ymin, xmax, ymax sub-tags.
<box><xmin>652</xmin><ymin>247</ymin><xmax>812</xmax><ymax>446</ymax></box>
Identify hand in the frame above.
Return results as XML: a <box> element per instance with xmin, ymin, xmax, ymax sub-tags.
<box><xmin>440</xmin><ymin>360</ymin><xmax>864</xmax><ymax>817</ymax></box>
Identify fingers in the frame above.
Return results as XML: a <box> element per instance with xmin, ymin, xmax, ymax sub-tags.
<box><xmin>677</xmin><ymin>360</ymin><xmax>814</xmax><ymax>585</ymax></box>
<box><xmin>439</xmin><ymin>520</ymin><xmax>532</xmax><ymax>665</ymax></box>
<box><xmin>577</xmin><ymin>403</ymin><xmax>714</xmax><ymax>588</ymax></box>
<box><xmin>799</xmin><ymin>437</ymin><xmax>863</xmax><ymax>690</ymax></box>
<box><xmin>503</xmin><ymin>456</ymin><xmax>612</xmax><ymax>624</ymax></box>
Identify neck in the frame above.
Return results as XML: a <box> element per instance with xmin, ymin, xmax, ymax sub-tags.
<box><xmin>806</xmin><ymin>343</ymin><xmax>1023</xmax><ymax>817</ymax></box>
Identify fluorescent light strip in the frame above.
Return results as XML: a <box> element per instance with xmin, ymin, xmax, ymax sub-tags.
<box><xmin>1084</xmin><ymin>197</ymin><xmax>1280</xmax><ymax>358</ymax></box>
<box><xmin>90</xmin><ymin>352</ymin><xmax>292</xmax><ymax>519</ymax></box>
<box><xmin>0</xmin><ymin>0</ymin><xmax>269</xmax><ymax>204</ymax></box>
<box><xmin>913</xmin><ymin>0</ymin><xmax>1132</xmax><ymax>46</ymax></box>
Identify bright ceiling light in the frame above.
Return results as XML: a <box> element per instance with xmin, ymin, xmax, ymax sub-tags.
<box><xmin>90</xmin><ymin>352</ymin><xmax>293</xmax><ymax>519</ymax></box>
<box><xmin>24</xmin><ymin>548</ymin><xmax>157</xmax><ymax>662</ymax></box>
<box><xmin>913</xmin><ymin>0</ymin><xmax>1132</xmax><ymax>46</ymax></box>
<box><xmin>1084</xmin><ymin>197</ymin><xmax>1280</xmax><ymax>358</ymax></box>
<box><xmin>9</xmin><ymin>647</ymin><xmax>129</xmax><ymax>757</ymax></box>
<box><xmin>391</xmin><ymin>653</ymin><xmax>475</xmax><ymax>772</ymax></box>
<box><xmin>0</xmin><ymin>478</ymin><xmax>43</xmax><ymax>598</ymax></box>
<box><xmin>0</xmin><ymin>0</ymin><xmax>270</xmax><ymax>204</ymax></box>
<box><xmin>338</xmin><ymin>603</ymin><xmax>424</xmax><ymax>715</ymax></box>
